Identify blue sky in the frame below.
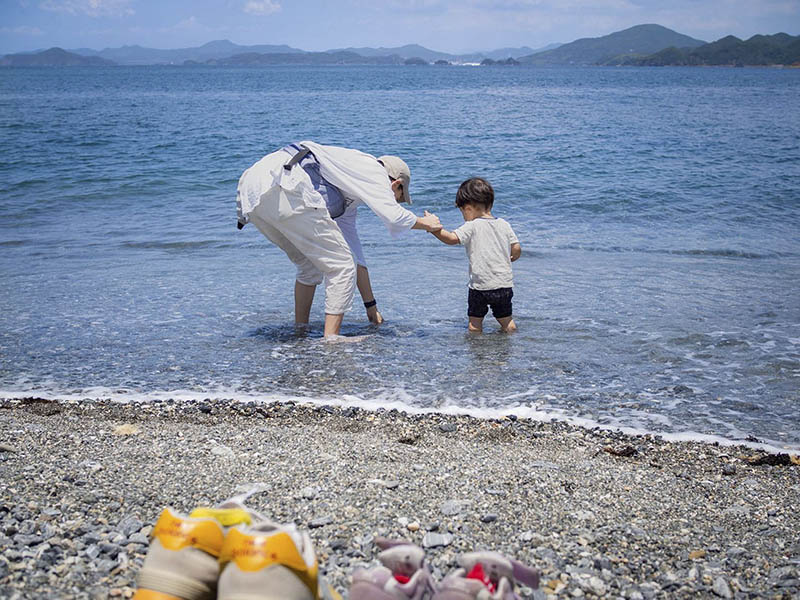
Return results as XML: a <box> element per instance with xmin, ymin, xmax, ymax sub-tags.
<box><xmin>1</xmin><ymin>0</ymin><xmax>799</xmax><ymax>54</ymax></box>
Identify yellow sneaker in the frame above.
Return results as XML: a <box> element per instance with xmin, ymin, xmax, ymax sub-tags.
<box><xmin>217</xmin><ymin>521</ymin><xmax>341</xmax><ymax>600</ymax></box>
<box><xmin>133</xmin><ymin>504</ymin><xmax>255</xmax><ymax>600</ymax></box>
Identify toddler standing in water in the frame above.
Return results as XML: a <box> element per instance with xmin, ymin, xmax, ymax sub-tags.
<box><xmin>429</xmin><ymin>177</ymin><xmax>521</xmax><ymax>332</ymax></box>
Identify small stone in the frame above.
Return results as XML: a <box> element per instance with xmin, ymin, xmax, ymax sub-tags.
<box><xmin>573</xmin><ymin>510</ymin><xmax>596</xmax><ymax>521</ymax></box>
<box><xmin>587</xmin><ymin>576</ymin><xmax>607</xmax><ymax>596</ymax></box>
<box><xmin>0</xmin><ymin>443</ymin><xmax>18</xmax><ymax>453</ymax></box>
<box><xmin>713</xmin><ymin>576</ymin><xmax>732</xmax><ymax>598</ymax></box>
<box><xmin>594</xmin><ymin>557</ymin><xmax>612</xmax><ymax>571</ymax></box>
<box><xmin>128</xmin><ymin>531</ymin><xmax>150</xmax><ymax>546</ymax></box>
<box><xmin>309</xmin><ymin>516</ymin><xmax>333</xmax><ymax>528</ymax></box>
<box><xmin>439</xmin><ymin>423</ymin><xmax>457</xmax><ymax>433</ymax></box>
<box><xmin>95</xmin><ymin>558</ymin><xmax>116</xmax><ymax>573</ymax></box>
<box><xmin>80</xmin><ymin>460</ymin><xmax>103</xmax><ymax>473</ymax></box>
<box><xmin>383</xmin><ymin>480</ymin><xmax>400</xmax><ymax>490</ymax></box>
<box><xmin>210</xmin><ymin>444</ymin><xmax>235</xmax><ymax>459</ymax></box>
<box><xmin>480</xmin><ymin>514</ymin><xmax>498</xmax><ymax>523</ymax></box>
<box><xmin>689</xmin><ymin>550</ymin><xmax>706</xmax><ymax>560</ymax></box>
<box><xmin>422</xmin><ymin>532</ymin><xmax>453</xmax><ymax>548</ymax></box>
<box><xmin>112</xmin><ymin>424</ymin><xmax>140</xmax><ymax>436</ymax></box>
<box><xmin>440</xmin><ymin>500</ymin><xmax>466</xmax><ymax>516</ymax></box>
<box><xmin>528</xmin><ymin>460</ymin><xmax>559</xmax><ymax>470</ymax></box>
<box><xmin>354</xmin><ymin>534</ymin><xmax>373</xmax><ymax>548</ymax></box>
<box><xmin>722</xmin><ymin>465</ymin><xmax>736</xmax><ymax>476</ymax></box>
<box><xmin>398</xmin><ymin>434</ymin><xmax>420</xmax><ymax>445</ymax></box>
<box><xmin>99</xmin><ymin>542</ymin><xmax>122</xmax><ymax>558</ymax></box>
<box><xmin>117</xmin><ymin>516</ymin><xmax>143</xmax><ymax>537</ymax></box>
<box><xmin>407</xmin><ymin>521</ymin><xmax>420</xmax><ymax>532</ymax></box>
<box><xmin>300</xmin><ymin>486</ymin><xmax>318</xmax><ymax>500</ymax></box>
<box><xmin>14</xmin><ymin>534</ymin><xmax>43</xmax><ymax>547</ymax></box>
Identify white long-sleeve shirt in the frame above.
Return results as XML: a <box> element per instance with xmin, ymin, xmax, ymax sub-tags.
<box><xmin>299</xmin><ymin>141</ymin><xmax>417</xmax><ymax>238</ymax></box>
<box><xmin>237</xmin><ymin>142</ymin><xmax>417</xmax><ymax>268</ymax></box>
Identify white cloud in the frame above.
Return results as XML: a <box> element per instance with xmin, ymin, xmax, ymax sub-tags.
<box><xmin>172</xmin><ymin>16</ymin><xmax>201</xmax><ymax>31</ymax></box>
<box><xmin>39</xmin><ymin>0</ymin><xmax>135</xmax><ymax>17</ymax></box>
<box><xmin>0</xmin><ymin>25</ymin><xmax>45</xmax><ymax>35</ymax></box>
<box><xmin>243</xmin><ymin>1</ymin><xmax>281</xmax><ymax>16</ymax></box>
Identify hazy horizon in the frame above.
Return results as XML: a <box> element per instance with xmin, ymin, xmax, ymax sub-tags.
<box><xmin>1</xmin><ymin>0</ymin><xmax>798</xmax><ymax>56</ymax></box>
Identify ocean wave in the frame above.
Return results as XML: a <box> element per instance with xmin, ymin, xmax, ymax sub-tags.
<box><xmin>121</xmin><ymin>240</ymin><xmax>225</xmax><ymax>250</ymax></box>
<box><xmin>555</xmin><ymin>244</ymin><xmax>789</xmax><ymax>259</ymax></box>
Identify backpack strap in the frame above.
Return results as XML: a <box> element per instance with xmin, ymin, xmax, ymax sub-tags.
<box><xmin>284</xmin><ymin>144</ymin><xmax>311</xmax><ymax>171</ymax></box>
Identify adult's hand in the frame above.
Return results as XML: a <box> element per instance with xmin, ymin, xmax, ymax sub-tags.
<box><xmin>366</xmin><ymin>305</ymin><xmax>384</xmax><ymax>324</ymax></box>
<box><xmin>413</xmin><ymin>210</ymin><xmax>442</xmax><ymax>232</ymax></box>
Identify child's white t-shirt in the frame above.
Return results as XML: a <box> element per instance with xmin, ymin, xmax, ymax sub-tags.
<box><xmin>453</xmin><ymin>217</ymin><xmax>518</xmax><ymax>290</ymax></box>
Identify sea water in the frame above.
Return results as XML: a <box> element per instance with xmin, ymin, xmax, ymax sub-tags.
<box><xmin>1</xmin><ymin>65</ymin><xmax>798</xmax><ymax>451</ymax></box>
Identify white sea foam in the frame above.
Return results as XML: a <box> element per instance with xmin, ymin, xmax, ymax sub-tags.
<box><xmin>2</xmin><ymin>384</ymin><xmax>797</xmax><ymax>454</ymax></box>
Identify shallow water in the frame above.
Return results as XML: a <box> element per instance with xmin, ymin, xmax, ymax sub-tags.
<box><xmin>1</xmin><ymin>65</ymin><xmax>798</xmax><ymax>450</ymax></box>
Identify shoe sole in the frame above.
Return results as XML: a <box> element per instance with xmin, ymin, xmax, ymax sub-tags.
<box><xmin>132</xmin><ymin>589</ymin><xmax>192</xmax><ymax>600</ymax></box>
<box><xmin>350</xmin><ymin>581</ymin><xmax>406</xmax><ymax>600</ymax></box>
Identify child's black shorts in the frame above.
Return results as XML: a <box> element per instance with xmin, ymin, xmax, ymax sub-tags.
<box><xmin>468</xmin><ymin>287</ymin><xmax>513</xmax><ymax>319</ymax></box>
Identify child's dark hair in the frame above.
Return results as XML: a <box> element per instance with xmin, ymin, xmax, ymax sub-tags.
<box><xmin>456</xmin><ymin>177</ymin><xmax>494</xmax><ymax>209</ymax></box>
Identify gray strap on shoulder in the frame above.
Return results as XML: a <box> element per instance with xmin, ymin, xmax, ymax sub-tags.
<box><xmin>284</xmin><ymin>144</ymin><xmax>311</xmax><ymax>171</ymax></box>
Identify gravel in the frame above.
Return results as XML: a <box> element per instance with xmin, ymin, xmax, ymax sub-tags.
<box><xmin>1</xmin><ymin>396</ymin><xmax>799</xmax><ymax>599</ymax></box>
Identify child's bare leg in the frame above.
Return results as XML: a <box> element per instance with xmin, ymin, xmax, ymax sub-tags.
<box><xmin>497</xmin><ymin>316</ymin><xmax>516</xmax><ymax>332</ymax></box>
<box><xmin>468</xmin><ymin>317</ymin><xmax>484</xmax><ymax>332</ymax></box>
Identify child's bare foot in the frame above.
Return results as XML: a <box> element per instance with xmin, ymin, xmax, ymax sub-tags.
<box><xmin>498</xmin><ymin>316</ymin><xmax>516</xmax><ymax>332</ymax></box>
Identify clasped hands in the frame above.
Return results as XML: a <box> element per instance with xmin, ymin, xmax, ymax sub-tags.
<box><xmin>421</xmin><ymin>210</ymin><xmax>443</xmax><ymax>232</ymax></box>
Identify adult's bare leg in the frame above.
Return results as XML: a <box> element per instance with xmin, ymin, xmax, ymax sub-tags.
<box><xmin>324</xmin><ymin>313</ymin><xmax>344</xmax><ymax>337</ymax></box>
<box><xmin>294</xmin><ymin>281</ymin><xmax>316</xmax><ymax>325</ymax></box>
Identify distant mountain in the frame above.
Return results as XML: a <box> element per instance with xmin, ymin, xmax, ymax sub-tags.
<box><xmin>624</xmin><ymin>33</ymin><xmax>800</xmax><ymax>66</ymax></box>
<box><xmin>326</xmin><ymin>43</ymin><xmax>556</xmax><ymax>63</ymax></box>
<box><xmin>329</xmin><ymin>44</ymin><xmax>446</xmax><ymax>61</ymax></box>
<box><xmin>62</xmin><ymin>40</ymin><xmax>545</xmax><ymax>66</ymax></box>
<box><xmin>449</xmin><ymin>43</ymin><xmax>561</xmax><ymax>62</ymax></box>
<box><xmin>206</xmin><ymin>51</ymin><xmax>403</xmax><ymax>66</ymax></box>
<box><xmin>0</xmin><ymin>47</ymin><xmax>115</xmax><ymax>66</ymax></box>
<box><xmin>483</xmin><ymin>44</ymin><xmax>560</xmax><ymax>60</ymax></box>
<box><xmin>72</xmin><ymin>39</ymin><xmax>305</xmax><ymax>65</ymax></box>
<box><xmin>519</xmin><ymin>24</ymin><xmax>705</xmax><ymax>65</ymax></box>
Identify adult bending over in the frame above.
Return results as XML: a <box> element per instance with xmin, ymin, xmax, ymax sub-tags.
<box><xmin>236</xmin><ymin>141</ymin><xmax>441</xmax><ymax>337</ymax></box>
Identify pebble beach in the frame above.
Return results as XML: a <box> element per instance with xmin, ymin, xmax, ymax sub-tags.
<box><xmin>1</xmin><ymin>396</ymin><xmax>798</xmax><ymax>599</ymax></box>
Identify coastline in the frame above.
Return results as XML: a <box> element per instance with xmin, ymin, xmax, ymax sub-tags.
<box><xmin>1</xmin><ymin>397</ymin><xmax>798</xmax><ymax>599</ymax></box>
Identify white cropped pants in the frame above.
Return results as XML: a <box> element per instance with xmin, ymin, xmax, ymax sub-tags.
<box><xmin>243</xmin><ymin>152</ymin><xmax>356</xmax><ymax>315</ymax></box>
